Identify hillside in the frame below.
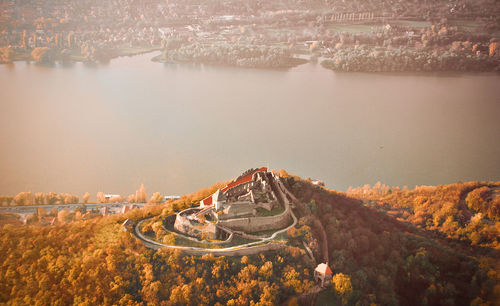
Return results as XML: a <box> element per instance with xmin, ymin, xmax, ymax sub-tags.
<box><xmin>0</xmin><ymin>171</ymin><xmax>498</xmax><ymax>305</ymax></box>
<box><xmin>275</xmin><ymin>171</ymin><xmax>499</xmax><ymax>305</ymax></box>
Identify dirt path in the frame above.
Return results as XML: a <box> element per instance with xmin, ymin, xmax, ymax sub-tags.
<box><xmin>312</xmin><ymin>218</ymin><xmax>329</xmax><ymax>263</ymax></box>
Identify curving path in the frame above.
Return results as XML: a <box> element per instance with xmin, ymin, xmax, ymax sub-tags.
<box><xmin>133</xmin><ymin>176</ymin><xmax>298</xmax><ymax>255</ymax></box>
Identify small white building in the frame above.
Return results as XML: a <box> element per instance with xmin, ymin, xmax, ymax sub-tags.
<box><xmin>105</xmin><ymin>194</ymin><xmax>121</xmax><ymax>201</ymax></box>
<box><xmin>314</xmin><ymin>263</ymin><xmax>333</xmax><ymax>287</ymax></box>
<box><xmin>164</xmin><ymin>195</ymin><xmax>181</xmax><ymax>201</ymax></box>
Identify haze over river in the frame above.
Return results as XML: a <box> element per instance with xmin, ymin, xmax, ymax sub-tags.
<box><xmin>1</xmin><ymin>53</ymin><xmax>499</xmax><ymax>199</ymax></box>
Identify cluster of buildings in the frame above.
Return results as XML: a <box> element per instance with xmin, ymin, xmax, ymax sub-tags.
<box><xmin>173</xmin><ymin>167</ymin><xmax>285</xmax><ymax>240</ymax></box>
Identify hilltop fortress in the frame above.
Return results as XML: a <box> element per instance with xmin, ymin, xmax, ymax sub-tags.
<box><xmin>173</xmin><ymin>167</ymin><xmax>293</xmax><ymax>241</ymax></box>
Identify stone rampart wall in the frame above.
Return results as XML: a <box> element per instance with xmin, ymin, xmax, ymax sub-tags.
<box><xmin>218</xmin><ymin>208</ymin><xmax>291</xmax><ymax>233</ymax></box>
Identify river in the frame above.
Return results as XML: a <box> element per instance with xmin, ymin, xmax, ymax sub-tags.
<box><xmin>1</xmin><ymin>53</ymin><xmax>499</xmax><ymax>199</ymax></box>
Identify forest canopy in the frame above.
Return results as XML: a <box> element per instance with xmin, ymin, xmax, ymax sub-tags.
<box><xmin>0</xmin><ymin>174</ymin><xmax>498</xmax><ymax>305</ymax></box>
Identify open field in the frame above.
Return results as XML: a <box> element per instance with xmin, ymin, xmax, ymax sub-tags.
<box><xmin>327</xmin><ymin>23</ymin><xmax>379</xmax><ymax>34</ymax></box>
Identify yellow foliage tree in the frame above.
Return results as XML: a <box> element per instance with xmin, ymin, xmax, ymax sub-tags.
<box><xmin>332</xmin><ymin>273</ymin><xmax>353</xmax><ymax>305</ymax></box>
<box><xmin>149</xmin><ymin>192</ymin><xmax>163</xmax><ymax>204</ymax></box>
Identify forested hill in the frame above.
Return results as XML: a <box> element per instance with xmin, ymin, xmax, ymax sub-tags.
<box><xmin>0</xmin><ymin>171</ymin><xmax>498</xmax><ymax>305</ymax></box>
<box><xmin>278</xmin><ymin>170</ymin><xmax>499</xmax><ymax>305</ymax></box>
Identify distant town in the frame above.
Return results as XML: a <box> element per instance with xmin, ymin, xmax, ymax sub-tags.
<box><xmin>1</xmin><ymin>0</ymin><xmax>499</xmax><ymax>71</ymax></box>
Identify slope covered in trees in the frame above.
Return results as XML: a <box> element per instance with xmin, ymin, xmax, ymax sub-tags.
<box><xmin>0</xmin><ymin>172</ymin><xmax>498</xmax><ymax>305</ymax></box>
<box><xmin>346</xmin><ymin>181</ymin><xmax>500</xmax><ymax>250</ymax></box>
<box><xmin>279</xmin><ymin>171</ymin><xmax>499</xmax><ymax>305</ymax></box>
<box><xmin>0</xmin><ymin>180</ymin><xmax>315</xmax><ymax>305</ymax></box>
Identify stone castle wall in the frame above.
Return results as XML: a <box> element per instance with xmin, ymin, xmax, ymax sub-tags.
<box><xmin>218</xmin><ymin>208</ymin><xmax>291</xmax><ymax>233</ymax></box>
<box><xmin>174</xmin><ymin>208</ymin><xmax>217</xmax><ymax>239</ymax></box>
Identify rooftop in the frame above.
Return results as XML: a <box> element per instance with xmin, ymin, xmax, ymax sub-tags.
<box><xmin>315</xmin><ymin>263</ymin><xmax>333</xmax><ymax>275</ymax></box>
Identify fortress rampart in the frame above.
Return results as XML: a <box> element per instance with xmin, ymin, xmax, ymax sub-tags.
<box><xmin>218</xmin><ymin>207</ymin><xmax>291</xmax><ymax>232</ymax></box>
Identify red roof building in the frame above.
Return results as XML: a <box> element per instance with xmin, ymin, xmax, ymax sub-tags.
<box><xmin>314</xmin><ymin>263</ymin><xmax>333</xmax><ymax>287</ymax></box>
<box><xmin>315</xmin><ymin>263</ymin><xmax>333</xmax><ymax>275</ymax></box>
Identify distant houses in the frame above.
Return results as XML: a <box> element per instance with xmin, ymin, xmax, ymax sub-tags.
<box><xmin>311</xmin><ymin>179</ymin><xmax>325</xmax><ymax>187</ymax></box>
<box><xmin>164</xmin><ymin>195</ymin><xmax>181</xmax><ymax>201</ymax></box>
<box><xmin>104</xmin><ymin>194</ymin><xmax>121</xmax><ymax>201</ymax></box>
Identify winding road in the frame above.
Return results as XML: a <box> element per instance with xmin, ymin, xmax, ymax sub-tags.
<box><xmin>133</xmin><ymin>175</ymin><xmax>298</xmax><ymax>254</ymax></box>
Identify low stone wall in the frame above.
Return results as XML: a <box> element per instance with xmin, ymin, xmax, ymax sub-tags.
<box><xmin>174</xmin><ymin>208</ymin><xmax>217</xmax><ymax>239</ymax></box>
<box><xmin>163</xmin><ymin>220</ymin><xmax>234</xmax><ymax>245</ymax></box>
<box><xmin>218</xmin><ymin>211</ymin><xmax>291</xmax><ymax>233</ymax></box>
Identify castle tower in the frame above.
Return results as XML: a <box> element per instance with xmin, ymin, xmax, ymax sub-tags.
<box><xmin>213</xmin><ymin>189</ymin><xmax>226</xmax><ymax>211</ymax></box>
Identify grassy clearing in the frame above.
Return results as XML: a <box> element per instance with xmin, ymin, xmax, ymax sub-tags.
<box><xmin>250</xmin><ymin>220</ymin><xmax>294</xmax><ymax>238</ymax></box>
<box><xmin>315</xmin><ymin>288</ymin><xmax>335</xmax><ymax>305</ymax></box>
<box><xmin>226</xmin><ymin>235</ymin><xmax>259</xmax><ymax>247</ymax></box>
<box><xmin>256</xmin><ymin>206</ymin><xmax>285</xmax><ymax>217</ymax></box>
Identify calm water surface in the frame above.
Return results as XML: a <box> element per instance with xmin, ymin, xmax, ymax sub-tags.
<box><xmin>1</xmin><ymin>53</ymin><xmax>499</xmax><ymax>198</ymax></box>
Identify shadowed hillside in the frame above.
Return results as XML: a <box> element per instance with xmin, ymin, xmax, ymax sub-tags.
<box><xmin>278</xmin><ymin>170</ymin><xmax>499</xmax><ymax>305</ymax></box>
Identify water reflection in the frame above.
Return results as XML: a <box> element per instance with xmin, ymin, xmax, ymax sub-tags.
<box><xmin>0</xmin><ymin>53</ymin><xmax>499</xmax><ymax>198</ymax></box>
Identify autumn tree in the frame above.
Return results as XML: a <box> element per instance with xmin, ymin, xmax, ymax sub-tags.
<box><xmin>0</xmin><ymin>47</ymin><xmax>14</xmax><ymax>63</ymax></box>
<box><xmin>0</xmin><ymin>196</ymin><xmax>13</xmax><ymax>206</ymax></box>
<box><xmin>57</xmin><ymin>209</ymin><xmax>71</xmax><ymax>223</ymax></box>
<box><xmin>136</xmin><ymin>184</ymin><xmax>147</xmax><ymax>203</ymax></box>
<box><xmin>332</xmin><ymin>273</ymin><xmax>353</xmax><ymax>305</ymax></box>
<box><xmin>96</xmin><ymin>192</ymin><xmax>106</xmax><ymax>203</ymax></box>
<box><xmin>31</xmin><ymin>47</ymin><xmax>53</xmax><ymax>64</ymax></box>
<box><xmin>14</xmin><ymin>192</ymin><xmax>33</xmax><ymax>206</ymax></box>
<box><xmin>82</xmin><ymin>192</ymin><xmax>91</xmax><ymax>204</ymax></box>
<box><xmin>149</xmin><ymin>192</ymin><xmax>163</xmax><ymax>204</ymax></box>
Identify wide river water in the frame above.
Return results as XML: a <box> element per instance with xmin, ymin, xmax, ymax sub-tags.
<box><xmin>1</xmin><ymin>53</ymin><xmax>499</xmax><ymax>199</ymax></box>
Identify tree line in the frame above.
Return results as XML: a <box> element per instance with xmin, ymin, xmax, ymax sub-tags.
<box><xmin>0</xmin><ymin>192</ymin><xmax>79</xmax><ymax>207</ymax></box>
<box><xmin>159</xmin><ymin>42</ymin><xmax>305</xmax><ymax>69</ymax></box>
<box><xmin>0</xmin><ymin>183</ymin><xmax>173</xmax><ymax>206</ymax></box>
